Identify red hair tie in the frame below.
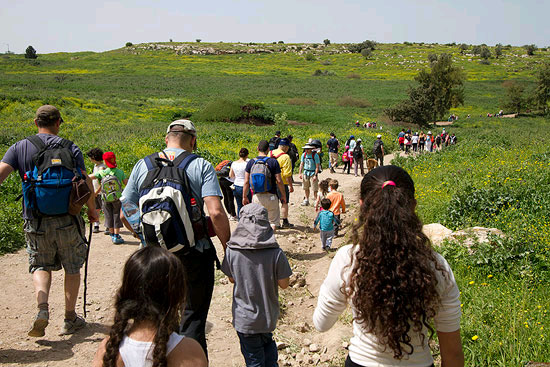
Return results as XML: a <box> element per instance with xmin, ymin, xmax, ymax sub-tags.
<box><xmin>382</xmin><ymin>180</ymin><xmax>396</xmax><ymax>188</ymax></box>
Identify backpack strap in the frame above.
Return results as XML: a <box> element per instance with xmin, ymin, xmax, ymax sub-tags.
<box><xmin>26</xmin><ymin>135</ymin><xmax>47</xmax><ymax>151</ymax></box>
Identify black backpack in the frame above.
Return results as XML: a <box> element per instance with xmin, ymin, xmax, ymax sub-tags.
<box><xmin>138</xmin><ymin>151</ymin><xmax>209</xmax><ymax>254</ymax></box>
<box><xmin>353</xmin><ymin>144</ymin><xmax>363</xmax><ymax>160</ymax></box>
<box><xmin>373</xmin><ymin>140</ymin><xmax>383</xmax><ymax>155</ymax></box>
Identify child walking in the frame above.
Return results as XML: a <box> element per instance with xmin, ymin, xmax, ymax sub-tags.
<box><xmin>314</xmin><ymin>178</ymin><xmax>331</xmax><ymax>211</ymax></box>
<box><xmin>326</xmin><ymin>179</ymin><xmax>346</xmax><ymax>236</ymax></box>
<box><xmin>314</xmin><ymin>198</ymin><xmax>340</xmax><ymax>251</ymax></box>
<box><xmin>221</xmin><ymin>203</ymin><xmax>292</xmax><ymax>367</ymax></box>
<box><xmin>93</xmin><ymin>246</ymin><xmax>207</xmax><ymax>367</ymax></box>
<box><xmin>86</xmin><ymin>148</ymin><xmax>107</xmax><ymax>233</ymax></box>
<box><xmin>89</xmin><ymin>151</ymin><xmax>128</xmax><ymax>244</ymax></box>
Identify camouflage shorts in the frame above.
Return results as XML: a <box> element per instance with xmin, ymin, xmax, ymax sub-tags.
<box><xmin>24</xmin><ymin>215</ymin><xmax>87</xmax><ymax>274</ymax></box>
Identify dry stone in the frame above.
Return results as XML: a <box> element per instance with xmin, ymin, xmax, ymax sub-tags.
<box><xmin>423</xmin><ymin>223</ymin><xmax>452</xmax><ymax>245</ymax></box>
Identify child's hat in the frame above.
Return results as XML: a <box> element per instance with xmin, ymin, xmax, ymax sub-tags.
<box><xmin>103</xmin><ymin>151</ymin><xmax>117</xmax><ymax>168</ymax></box>
<box><xmin>227</xmin><ymin>203</ymin><xmax>278</xmax><ymax>250</ymax></box>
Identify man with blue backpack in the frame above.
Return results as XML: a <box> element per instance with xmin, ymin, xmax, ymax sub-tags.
<box><xmin>243</xmin><ymin>140</ymin><xmax>287</xmax><ymax>230</ymax></box>
<box><xmin>121</xmin><ymin>119</ymin><xmax>230</xmax><ymax>357</ymax></box>
<box><xmin>0</xmin><ymin>105</ymin><xmax>98</xmax><ymax>338</ymax></box>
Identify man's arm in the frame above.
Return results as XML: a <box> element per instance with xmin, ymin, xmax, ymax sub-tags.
<box><xmin>204</xmin><ymin>196</ymin><xmax>230</xmax><ymax>251</ymax></box>
<box><xmin>0</xmin><ymin>162</ymin><xmax>14</xmax><ymax>185</ymax></box>
<box><xmin>243</xmin><ymin>171</ymin><xmax>251</xmax><ymax>205</ymax></box>
<box><xmin>83</xmin><ymin>173</ymin><xmax>99</xmax><ymax>223</ymax></box>
<box><xmin>278</xmin><ymin>278</ymin><xmax>290</xmax><ymax>289</ymax></box>
<box><xmin>275</xmin><ymin>173</ymin><xmax>286</xmax><ymax>204</ymax></box>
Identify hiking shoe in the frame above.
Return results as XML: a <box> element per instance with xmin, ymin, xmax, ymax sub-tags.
<box><xmin>301</xmin><ymin>199</ymin><xmax>310</xmax><ymax>206</ymax></box>
<box><xmin>92</xmin><ymin>226</ymin><xmax>100</xmax><ymax>233</ymax></box>
<box><xmin>112</xmin><ymin>234</ymin><xmax>125</xmax><ymax>245</ymax></box>
<box><xmin>28</xmin><ymin>310</ymin><xmax>49</xmax><ymax>337</ymax></box>
<box><xmin>280</xmin><ymin>221</ymin><xmax>294</xmax><ymax>229</ymax></box>
<box><xmin>104</xmin><ymin>229</ymin><xmax>110</xmax><ymax>235</ymax></box>
<box><xmin>59</xmin><ymin>315</ymin><xmax>86</xmax><ymax>335</ymax></box>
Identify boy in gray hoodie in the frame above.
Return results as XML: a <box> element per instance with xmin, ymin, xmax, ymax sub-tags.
<box><xmin>221</xmin><ymin>203</ymin><xmax>292</xmax><ymax>367</ymax></box>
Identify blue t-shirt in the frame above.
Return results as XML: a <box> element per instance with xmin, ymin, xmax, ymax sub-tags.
<box><xmin>121</xmin><ymin>148</ymin><xmax>222</xmax><ymax>252</ymax></box>
<box><xmin>245</xmin><ymin>156</ymin><xmax>281</xmax><ymax>195</ymax></box>
<box><xmin>327</xmin><ymin>138</ymin><xmax>339</xmax><ymax>153</ymax></box>
<box><xmin>1</xmin><ymin>133</ymin><xmax>86</xmax><ymax>220</ymax></box>
<box><xmin>314</xmin><ymin>210</ymin><xmax>340</xmax><ymax>232</ymax></box>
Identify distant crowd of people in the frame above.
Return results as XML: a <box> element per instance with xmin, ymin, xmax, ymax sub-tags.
<box><xmin>397</xmin><ymin>128</ymin><xmax>457</xmax><ymax>153</ymax></box>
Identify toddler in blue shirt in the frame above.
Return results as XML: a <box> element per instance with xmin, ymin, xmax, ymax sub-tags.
<box><xmin>314</xmin><ymin>198</ymin><xmax>340</xmax><ymax>251</ymax></box>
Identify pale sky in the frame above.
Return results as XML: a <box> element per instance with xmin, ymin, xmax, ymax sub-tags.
<box><xmin>1</xmin><ymin>0</ymin><xmax>548</xmax><ymax>54</ymax></box>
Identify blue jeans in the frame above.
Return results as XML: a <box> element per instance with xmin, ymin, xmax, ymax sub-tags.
<box><xmin>237</xmin><ymin>332</ymin><xmax>278</xmax><ymax>367</ymax></box>
<box><xmin>233</xmin><ymin>185</ymin><xmax>252</xmax><ymax>219</ymax></box>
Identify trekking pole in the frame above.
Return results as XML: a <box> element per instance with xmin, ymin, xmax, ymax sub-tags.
<box><xmin>83</xmin><ymin>221</ymin><xmax>93</xmax><ymax>318</ymax></box>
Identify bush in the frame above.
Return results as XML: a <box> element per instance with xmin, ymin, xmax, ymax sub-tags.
<box><xmin>347</xmin><ymin>73</ymin><xmax>361</xmax><ymax>79</ymax></box>
<box><xmin>337</xmin><ymin>96</ymin><xmax>371</xmax><ymax>108</ymax></box>
<box><xmin>125</xmin><ymin>42</ymin><xmax>133</xmax><ymax>47</ymax></box>
<box><xmin>278</xmin><ymin>40</ymin><xmax>284</xmax><ymax>44</ymax></box>
<box><xmin>323</xmin><ymin>39</ymin><xmax>330</xmax><ymax>46</ymax></box>
<box><xmin>0</xmin><ymin>175</ymin><xmax>25</xmax><ymax>254</ymax></box>
<box><xmin>196</xmin><ymin>39</ymin><xmax>201</xmax><ymax>43</ymax></box>
<box><xmin>349</xmin><ymin>40</ymin><xmax>377</xmax><ymax>53</ymax></box>
<box><xmin>287</xmin><ymin>97</ymin><xmax>316</xmax><ymax>106</ymax></box>
<box><xmin>361</xmin><ymin>48</ymin><xmax>372</xmax><ymax>59</ymax></box>
<box><xmin>194</xmin><ymin>99</ymin><xmax>274</xmax><ymax>123</ymax></box>
<box><xmin>305</xmin><ymin>53</ymin><xmax>315</xmax><ymax>61</ymax></box>
<box><xmin>25</xmin><ymin>46</ymin><xmax>37</xmax><ymax>59</ymax></box>
<box><xmin>320</xmin><ymin>60</ymin><xmax>332</xmax><ymax>65</ymax></box>
<box><xmin>312</xmin><ymin>69</ymin><xmax>335</xmax><ymax>76</ymax></box>
<box><xmin>479</xmin><ymin>59</ymin><xmax>491</xmax><ymax>65</ymax></box>
<box><xmin>312</xmin><ymin>43</ymin><xmax>319</xmax><ymax>49</ymax></box>
<box><xmin>524</xmin><ymin>44</ymin><xmax>537</xmax><ymax>56</ymax></box>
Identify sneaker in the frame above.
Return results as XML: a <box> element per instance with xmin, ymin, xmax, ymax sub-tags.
<box><xmin>104</xmin><ymin>229</ymin><xmax>110</xmax><ymax>235</ymax></box>
<box><xmin>59</xmin><ymin>315</ymin><xmax>86</xmax><ymax>335</ymax></box>
<box><xmin>92</xmin><ymin>226</ymin><xmax>100</xmax><ymax>234</ymax></box>
<box><xmin>28</xmin><ymin>310</ymin><xmax>49</xmax><ymax>337</ymax></box>
<box><xmin>301</xmin><ymin>199</ymin><xmax>310</xmax><ymax>206</ymax></box>
<box><xmin>280</xmin><ymin>221</ymin><xmax>294</xmax><ymax>229</ymax></box>
<box><xmin>112</xmin><ymin>234</ymin><xmax>125</xmax><ymax>245</ymax></box>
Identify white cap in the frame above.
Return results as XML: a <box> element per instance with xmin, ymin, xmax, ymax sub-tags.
<box><xmin>167</xmin><ymin>119</ymin><xmax>196</xmax><ymax>136</ymax></box>
<box><xmin>377</xmin><ymin>134</ymin><xmax>382</xmax><ymax>138</ymax></box>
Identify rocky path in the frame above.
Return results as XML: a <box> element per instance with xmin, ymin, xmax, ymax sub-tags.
<box><xmin>0</xmin><ymin>153</ymin><xmax>401</xmax><ymax>367</ymax></box>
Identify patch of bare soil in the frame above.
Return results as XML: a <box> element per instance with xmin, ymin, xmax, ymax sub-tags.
<box><xmin>435</xmin><ymin>121</ymin><xmax>454</xmax><ymax>126</ymax></box>
<box><xmin>0</xmin><ymin>153</ymin><xmax>402</xmax><ymax>367</ymax></box>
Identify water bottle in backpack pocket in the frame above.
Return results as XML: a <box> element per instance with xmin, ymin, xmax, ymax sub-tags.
<box><xmin>249</xmin><ymin>157</ymin><xmax>272</xmax><ymax>193</ymax></box>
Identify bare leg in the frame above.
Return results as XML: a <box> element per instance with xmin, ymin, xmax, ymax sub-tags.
<box><xmin>64</xmin><ymin>272</ymin><xmax>81</xmax><ymax>313</ymax></box>
<box><xmin>33</xmin><ymin>270</ymin><xmax>52</xmax><ymax>306</ymax></box>
<box><xmin>281</xmin><ymin>203</ymin><xmax>289</xmax><ymax>219</ymax></box>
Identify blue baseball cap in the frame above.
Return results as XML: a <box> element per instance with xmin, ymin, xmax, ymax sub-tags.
<box><xmin>278</xmin><ymin>138</ymin><xmax>289</xmax><ymax>146</ymax></box>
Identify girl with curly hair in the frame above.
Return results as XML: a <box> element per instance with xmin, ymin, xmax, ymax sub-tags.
<box><xmin>313</xmin><ymin>165</ymin><xmax>464</xmax><ymax>367</ymax></box>
<box><xmin>93</xmin><ymin>246</ymin><xmax>207</xmax><ymax>367</ymax></box>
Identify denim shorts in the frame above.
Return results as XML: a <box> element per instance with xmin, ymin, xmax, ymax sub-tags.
<box><xmin>24</xmin><ymin>215</ymin><xmax>87</xmax><ymax>274</ymax></box>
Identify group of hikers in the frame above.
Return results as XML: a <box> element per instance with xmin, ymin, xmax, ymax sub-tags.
<box><xmin>397</xmin><ymin>128</ymin><xmax>458</xmax><ymax>154</ymax></box>
<box><xmin>0</xmin><ymin>105</ymin><xmax>465</xmax><ymax>367</ymax></box>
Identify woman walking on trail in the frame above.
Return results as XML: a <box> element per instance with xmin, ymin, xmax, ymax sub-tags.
<box><xmin>230</xmin><ymin>148</ymin><xmax>252</xmax><ymax>219</ymax></box>
<box><xmin>93</xmin><ymin>246</ymin><xmax>207</xmax><ymax>367</ymax></box>
<box><xmin>313</xmin><ymin>165</ymin><xmax>464</xmax><ymax>367</ymax></box>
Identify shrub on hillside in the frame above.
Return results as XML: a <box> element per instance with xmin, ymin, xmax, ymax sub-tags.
<box><xmin>287</xmin><ymin>97</ymin><xmax>316</xmax><ymax>106</ymax></box>
<box><xmin>323</xmin><ymin>39</ymin><xmax>330</xmax><ymax>46</ymax></box>
<box><xmin>125</xmin><ymin>42</ymin><xmax>133</xmax><ymax>47</ymax></box>
<box><xmin>195</xmin><ymin>99</ymin><xmax>275</xmax><ymax>123</ymax></box>
<box><xmin>337</xmin><ymin>96</ymin><xmax>371</xmax><ymax>108</ymax></box>
<box><xmin>348</xmin><ymin>40</ymin><xmax>377</xmax><ymax>53</ymax></box>
<box><xmin>0</xmin><ymin>175</ymin><xmax>25</xmax><ymax>254</ymax></box>
<box><xmin>321</xmin><ymin>60</ymin><xmax>332</xmax><ymax>65</ymax></box>
<box><xmin>305</xmin><ymin>53</ymin><xmax>315</xmax><ymax>61</ymax></box>
<box><xmin>25</xmin><ymin>46</ymin><xmax>37</xmax><ymax>59</ymax></box>
<box><xmin>312</xmin><ymin>69</ymin><xmax>335</xmax><ymax>76</ymax></box>
<box><xmin>347</xmin><ymin>73</ymin><xmax>361</xmax><ymax>79</ymax></box>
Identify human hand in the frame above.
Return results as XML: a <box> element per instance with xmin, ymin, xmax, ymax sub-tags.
<box><xmin>289</xmin><ymin>186</ymin><xmax>294</xmax><ymax>193</ymax></box>
<box><xmin>242</xmin><ymin>196</ymin><xmax>250</xmax><ymax>205</ymax></box>
<box><xmin>299</xmin><ymin>174</ymin><xmax>303</xmax><ymax>180</ymax></box>
<box><xmin>87</xmin><ymin>208</ymin><xmax>99</xmax><ymax>223</ymax></box>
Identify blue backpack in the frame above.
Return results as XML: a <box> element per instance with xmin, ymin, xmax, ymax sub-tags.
<box><xmin>249</xmin><ymin>157</ymin><xmax>272</xmax><ymax>193</ymax></box>
<box><xmin>139</xmin><ymin>151</ymin><xmax>208</xmax><ymax>254</ymax></box>
<box><xmin>22</xmin><ymin>135</ymin><xmax>83</xmax><ymax>216</ymax></box>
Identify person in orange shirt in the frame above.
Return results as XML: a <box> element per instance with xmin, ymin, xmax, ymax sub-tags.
<box><xmin>326</xmin><ymin>179</ymin><xmax>346</xmax><ymax>236</ymax></box>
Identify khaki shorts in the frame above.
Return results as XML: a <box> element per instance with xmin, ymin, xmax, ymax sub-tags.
<box><xmin>25</xmin><ymin>215</ymin><xmax>87</xmax><ymax>274</ymax></box>
<box><xmin>252</xmin><ymin>193</ymin><xmax>280</xmax><ymax>226</ymax></box>
<box><xmin>302</xmin><ymin>174</ymin><xmax>319</xmax><ymax>192</ymax></box>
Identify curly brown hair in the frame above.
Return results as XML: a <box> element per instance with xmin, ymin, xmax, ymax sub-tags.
<box><xmin>345</xmin><ymin>165</ymin><xmax>446</xmax><ymax>359</ymax></box>
<box><xmin>102</xmin><ymin>246</ymin><xmax>186</xmax><ymax>367</ymax></box>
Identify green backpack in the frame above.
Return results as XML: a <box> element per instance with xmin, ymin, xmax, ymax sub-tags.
<box><xmin>101</xmin><ymin>173</ymin><xmax>122</xmax><ymax>202</ymax></box>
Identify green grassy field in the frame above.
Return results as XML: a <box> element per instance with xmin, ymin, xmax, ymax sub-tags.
<box><xmin>1</xmin><ymin>42</ymin><xmax>549</xmax><ymax>365</ymax></box>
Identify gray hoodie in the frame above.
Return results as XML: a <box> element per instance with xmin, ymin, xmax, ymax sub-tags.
<box><xmin>221</xmin><ymin>203</ymin><xmax>292</xmax><ymax>334</ymax></box>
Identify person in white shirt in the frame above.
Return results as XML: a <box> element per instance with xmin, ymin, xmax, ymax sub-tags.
<box><xmin>313</xmin><ymin>165</ymin><xmax>464</xmax><ymax>367</ymax></box>
<box><xmin>93</xmin><ymin>246</ymin><xmax>207</xmax><ymax>367</ymax></box>
<box><xmin>229</xmin><ymin>148</ymin><xmax>251</xmax><ymax>219</ymax></box>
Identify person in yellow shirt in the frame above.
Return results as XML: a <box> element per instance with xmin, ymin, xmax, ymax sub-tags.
<box><xmin>269</xmin><ymin>139</ymin><xmax>294</xmax><ymax>228</ymax></box>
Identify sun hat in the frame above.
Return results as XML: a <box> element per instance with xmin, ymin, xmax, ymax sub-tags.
<box><xmin>427</xmin><ymin>131</ymin><xmax>432</xmax><ymax>135</ymax></box>
<box><xmin>166</xmin><ymin>119</ymin><xmax>196</xmax><ymax>137</ymax></box>
<box><xmin>310</xmin><ymin>139</ymin><xmax>322</xmax><ymax>148</ymax></box>
<box><xmin>35</xmin><ymin>105</ymin><xmax>63</xmax><ymax>124</ymax></box>
<box><xmin>357</xmin><ymin>138</ymin><xmax>362</xmax><ymax>142</ymax></box>
<box><xmin>377</xmin><ymin>134</ymin><xmax>382</xmax><ymax>138</ymax></box>
<box><xmin>103</xmin><ymin>152</ymin><xmax>117</xmax><ymax>168</ymax></box>
<box><xmin>302</xmin><ymin>144</ymin><xmax>316</xmax><ymax>149</ymax></box>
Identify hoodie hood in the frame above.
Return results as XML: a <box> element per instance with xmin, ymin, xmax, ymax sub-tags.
<box><xmin>227</xmin><ymin>203</ymin><xmax>279</xmax><ymax>250</ymax></box>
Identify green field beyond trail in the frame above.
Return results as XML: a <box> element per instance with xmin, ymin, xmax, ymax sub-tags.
<box><xmin>1</xmin><ymin>42</ymin><xmax>549</xmax><ymax>365</ymax></box>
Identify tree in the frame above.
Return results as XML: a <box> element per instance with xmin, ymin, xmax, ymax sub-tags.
<box><xmin>385</xmin><ymin>53</ymin><xmax>465</xmax><ymax>126</ymax></box>
<box><xmin>534</xmin><ymin>62</ymin><xmax>550</xmax><ymax>114</ymax></box>
<box><xmin>427</xmin><ymin>53</ymin><xmax>438</xmax><ymax>64</ymax></box>
<box><xmin>323</xmin><ymin>39</ymin><xmax>330</xmax><ymax>46</ymax></box>
<box><xmin>25</xmin><ymin>45</ymin><xmax>37</xmax><ymax>59</ymax></box>
<box><xmin>361</xmin><ymin>48</ymin><xmax>372</xmax><ymax>59</ymax></box>
<box><xmin>503</xmin><ymin>81</ymin><xmax>527</xmax><ymax>114</ymax></box>
<box><xmin>349</xmin><ymin>40</ymin><xmax>377</xmax><ymax>53</ymax></box>
<box><xmin>125</xmin><ymin>42</ymin><xmax>133</xmax><ymax>47</ymax></box>
<box><xmin>459</xmin><ymin>43</ymin><xmax>469</xmax><ymax>54</ymax></box>
<box><xmin>524</xmin><ymin>44</ymin><xmax>537</xmax><ymax>56</ymax></box>
<box><xmin>495</xmin><ymin>43</ymin><xmax>503</xmax><ymax>58</ymax></box>
<box><xmin>471</xmin><ymin>45</ymin><xmax>481</xmax><ymax>55</ymax></box>
<box><xmin>196</xmin><ymin>39</ymin><xmax>201</xmax><ymax>43</ymax></box>
<box><xmin>480</xmin><ymin>46</ymin><xmax>492</xmax><ymax>60</ymax></box>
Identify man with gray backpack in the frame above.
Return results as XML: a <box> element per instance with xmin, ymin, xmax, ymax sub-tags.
<box><xmin>121</xmin><ymin>119</ymin><xmax>230</xmax><ymax>357</ymax></box>
<box><xmin>243</xmin><ymin>140</ymin><xmax>287</xmax><ymax>230</ymax></box>
<box><xmin>0</xmin><ymin>105</ymin><xmax>98</xmax><ymax>338</ymax></box>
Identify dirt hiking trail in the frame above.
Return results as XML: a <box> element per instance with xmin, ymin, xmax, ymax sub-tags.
<box><xmin>0</xmin><ymin>152</ymin><xmax>403</xmax><ymax>367</ymax></box>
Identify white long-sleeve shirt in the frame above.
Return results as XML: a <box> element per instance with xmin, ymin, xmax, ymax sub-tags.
<box><xmin>313</xmin><ymin>244</ymin><xmax>461</xmax><ymax>367</ymax></box>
